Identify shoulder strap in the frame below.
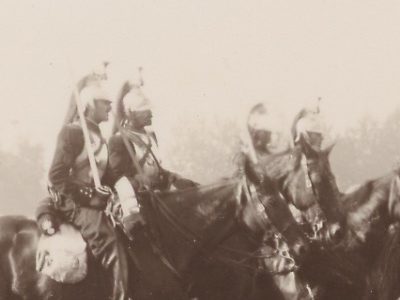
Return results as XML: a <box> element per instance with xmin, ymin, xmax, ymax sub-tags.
<box><xmin>124</xmin><ymin>129</ymin><xmax>163</xmax><ymax>170</ymax></box>
<box><xmin>119</xmin><ymin>129</ymin><xmax>144</xmax><ymax>176</ymax></box>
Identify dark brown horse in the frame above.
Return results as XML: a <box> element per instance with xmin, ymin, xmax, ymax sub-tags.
<box><xmin>127</xmin><ymin>174</ymin><xmax>313</xmax><ymax>300</ymax></box>
<box><xmin>298</xmin><ymin>158</ymin><xmax>400</xmax><ymax>299</ymax></box>
<box><xmin>254</xmin><ymin>140</ymin><xmax>346</xmax><ymax>300</ymax></box>
<box><xmin>0</xmin><ymin>140</ymin><xmax>341</xmax><ymax>300</ymax></box>
<box><xmin>136</xmin><ymin>140</ymin><xmax>341</xmax><ymax>300</ymax></box>
<box><xmin>228</xmin><ymin>133</ymin><xmax>343</xmax><ymax>299</ymax></box>
<box><xmin>0</xmin><ymin>177</ymin><xmax>309</xmax><ymax>300</ymax></box>
<box><xmin>128</xmin><ymin>141</ymin><xmax>341</xmax><ymax>300</ymax></box>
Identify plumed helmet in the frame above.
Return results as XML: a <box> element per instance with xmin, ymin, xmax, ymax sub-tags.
<box><xmin>63</xmin><ymin>62</ymin><xmax>111</xmax><ymax>125</ymax></box>
<box><xmin>292</xmin><ymin>110</ymin><xmax>324</xmax><ymax>143</ymax></box>
<box><xmin>247</xmin><ymin>102</ymin><xmax>281</xmax><ymax>133</ymax></box>
<box><xmin>112</xmin><ymin>69</ymin><xmax>150</xmax><ymax>134</ymax></box>
<box><xmin>291</xmin><ymin>98</ymin><xmax>324</xmax><ymax>143</ymax></box>
<box><xmin>122</xmin><ymin>88</ymin><xmax>151</xmax><ymax>114</ymax></box>
<box><xmin>295</xmin><ymin>114</ymin><xmax>323</xmax><ymax>139</ymax></box>
<box><xmin>80</xmin><ymin>84</ymin><xmax>110</xmax><ymax>108</ymax></box>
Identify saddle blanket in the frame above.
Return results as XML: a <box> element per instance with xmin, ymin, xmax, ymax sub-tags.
<box><xmin>36</xmin><ymin>224</ymin><xmax>88</xmax><ymax>283</ymax></box>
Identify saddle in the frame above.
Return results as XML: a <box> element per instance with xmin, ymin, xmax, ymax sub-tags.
<box><xmin>36</xmin><ymin>223</ymin><xmax>88</xmax><ymax>284</ymax></box>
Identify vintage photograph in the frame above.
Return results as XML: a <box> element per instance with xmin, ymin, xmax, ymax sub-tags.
<box><xmin>1</xmin><ymin>1</ymin><xmax>400</xmax><ymax>299</ymax></box>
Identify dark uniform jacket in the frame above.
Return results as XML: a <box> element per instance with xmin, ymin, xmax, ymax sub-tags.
<box><xmin>108</xmin><ymin>129</ymin><xmax>167</xmax><ymax>191</ymax></box>
<box><xmin>36</xmin><ymin>120</ymin><xmax>111</xmax><ymax>220</ymax></box>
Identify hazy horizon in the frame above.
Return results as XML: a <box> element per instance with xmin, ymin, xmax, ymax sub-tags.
<box><xmin>1</xmin><ymin>0</ymin><xmax>400</xmax><ymax>215</ymax></box>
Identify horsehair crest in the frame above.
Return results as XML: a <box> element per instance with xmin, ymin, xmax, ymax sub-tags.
<box><xmin>129</xmin><ymin>66</ymin><xmax>144</xmax><ymax>88</ymax></box>
<box><xmin>92</xmin><ymin>61</ymin><xmax>109</xmax><ymax>80</ymax></box>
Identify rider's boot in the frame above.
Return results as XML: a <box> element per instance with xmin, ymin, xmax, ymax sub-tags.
<box><xmin>102</xmin><ymin>237</ymin><xmax>130</xmax><ymax>300</ymax></box>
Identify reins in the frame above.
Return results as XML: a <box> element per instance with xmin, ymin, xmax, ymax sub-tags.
<box><xmin>145</xmin><ymin>181</ymin><xmax>289</xmax><ymax>276</ymax></box>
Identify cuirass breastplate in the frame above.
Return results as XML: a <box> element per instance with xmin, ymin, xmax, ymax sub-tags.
<box><xmin>70</xmin><ymin>129</ymin><xmax>108</xmax><ymax>186</ymax></box>
<box><xmin>126</xmin><ymin>130</ymin><xmax>162</xmax><ymax>183</ymax></box>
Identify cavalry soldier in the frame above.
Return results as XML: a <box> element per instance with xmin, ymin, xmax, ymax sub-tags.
<box><xmin>246</xmin><ymin>102</ymin><xmax>285</xmax><ymax>155</ymax></box>
<box><xmin>36</xmin><ymin>72</ymin><xmax>130</xmax><ymax>300</ymax></box>
<box><xmin>235</xmin><ymin>102</ymin><xmax>285</xmax><ymax>177</ymax></box>
<box><xmin>109</xmin><ymin>80</ymin><xmax>198</xmax><ymax>238</ymax></box>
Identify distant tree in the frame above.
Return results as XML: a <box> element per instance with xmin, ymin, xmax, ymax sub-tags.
<box><xmin>332</xmin><ymin>109</ymin><xmax>400</xmax><ymax>191</ymax></box>
<box><xmin>0</xmin><ymin>139</ymin><xmax>45</xmax><ymax>216</ymax></box>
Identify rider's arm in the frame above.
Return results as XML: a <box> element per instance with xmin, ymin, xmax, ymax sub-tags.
<box><xmin>108</xmin><ymin>134</ymin><xmax>139</xmax><ymax>187</ymax></box>
<box><xmin>35</xmin><ymin>197</ymin><xmax>59</xmax><ymax>235</ymax></box>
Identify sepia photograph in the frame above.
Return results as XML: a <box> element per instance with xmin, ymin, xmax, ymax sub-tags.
<box><xmin>1</xmin><ymin>1</ymin><xmax>400</xmax><ymax>299</ymax></box>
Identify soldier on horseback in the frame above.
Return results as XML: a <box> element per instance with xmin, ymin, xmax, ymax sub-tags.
<box><xmin>235</xmin><ymin>102</ymin><xmax>286</xmax><ymax>179</ymax></box>
<box><xmin>36</xmin><ymin>70</ymin><xmax>130</xmax><ymax>300</ymax></box>
<box><xmin>108</xmin><ymin>77</ymin><xmax>198</xmax><ymax>240</ymax></box>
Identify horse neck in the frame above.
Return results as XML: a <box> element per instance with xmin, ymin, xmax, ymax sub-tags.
<box><xmin>289</xmin><ymin>148</ymin><xmax>343</xmax><ymax>225</ymax></box>
<box><xmin>145</xmin><ymin>179</ymin><xmax>242</xmax><ymax>272</ymax></box>
<box><xmin>277</xmin><ymin>148</ymin><xmax>317</xmax><ymax>210</ymax></box>
<box><xmin>343</xmin><ymin>173</ymin><xmax>395</xmax><ymax>241</ymax></box>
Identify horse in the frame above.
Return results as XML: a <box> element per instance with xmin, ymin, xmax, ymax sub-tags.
<box><xmin>124</xmin><ymin>173</ymin><xmax>314</xmax><ymax>300</ymax></box>
<box><xmin>199</xmin><ymin>139</ymin><xmax>343</xmax><ymax>300</ymax></box>
<box><xmin>254</xmin><ymin>139</ymin><xmax>342</xmax><ymax>243</ymax></box>
<box><xmin>0</xmin><ymin>173</ymin><xmax>310</xmax><ymax>300</ymax></box>
<box><xmin>135</xmin><ymin>139</ymin><xmax>342</xmax><ymax>300</ymax></box>
<box><xmin>230</xmin><ymin>136</ymin><xmax>347</xmax><ymax>300</ymax></box>
<box><xmin>0</xmin><ymin>139</ymin><xmax>342</xmax><ymax>300</ymax></box>
<box><xmin>297</xmin><ymin>157</ymin><xmax>400</xmax><ymax>299</ymax></box>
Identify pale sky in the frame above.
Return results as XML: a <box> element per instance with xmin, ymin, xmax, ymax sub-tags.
<box><xmin>1</xmin><ymin>0</ymin><xmax>400</xmax><ymax>164</ymax></box>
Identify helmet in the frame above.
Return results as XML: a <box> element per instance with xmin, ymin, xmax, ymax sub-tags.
<box><xmin>64</xmin><ymin>78</ymin><xmax>111</xmax><ymax>125</ymax></box>
<box><xmin>122</xmin><ymin>88</ymin><xmax>151</xmax><ymax>114</ymax></box>
<box><xmin>79</xmin><ymin>84</ymin><xmax>111</xmax><ymax>109</ymax></box>
<box><xmin>246</xmin><ymin>102</ymin><xmax>286</xmax><ymax>154</ymax></box>
<box><xmin>292</xmin><ymin>109</ymin><xmax>325</xmax><ymax>153</ymax></box>
<box><xmin>294</xmin><ymin>113</ymin><xmax>323</xmax><ymax>141</ymax></box>
<box><xmin>247</xmin><ymin>103</ymin><xmax>282</xmax><ymax>133</ymax></box>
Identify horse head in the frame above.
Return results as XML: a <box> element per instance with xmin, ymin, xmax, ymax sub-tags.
<box><xmin>241</xmin><ymin>157</ymin><xmax>311</xmax><ymax>262</ymax></box>
<box><xmin>297</xmin><ymin>137</ymin><xmax>344</xmax><ymax>244</ymax></box>
<box><xmin>244</xmin><ymin>136</ymin><xmax>344</xmax><ymax>249</ymax></box>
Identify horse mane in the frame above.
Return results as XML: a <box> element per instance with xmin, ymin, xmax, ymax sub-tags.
<box><xmin>140</xmin><ymin>178</ymin><xmax>242</xmax><ymax>251</ymax></box>
<box><xmin>157</xmin><ymin>178</ymin><xmax>242</xmax><ymax>229</ymax></box>
<box><xmin>341</xmin><ymin>180</ymin><xmax>375</xmax><ymax>212</ymax></box>
<box><xmin>138</xmin><ymin>178</ymin><xmax>246</xmax><ymax>273</ymax></box>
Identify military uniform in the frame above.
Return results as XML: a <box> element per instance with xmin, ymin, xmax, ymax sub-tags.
<box><xmin>109</xmin><ymin>128</ymin><xmax>167</xmax><ymax>192</ymax></box>
<box><xmin>108</xmin><ymin>80</ymin><xmax>198</xmax><ymax>239</ymax></box>
<box><xmin>36</xmin><ymin>119</ymin><xmax>129</xmax><ymax>300</ymax></box>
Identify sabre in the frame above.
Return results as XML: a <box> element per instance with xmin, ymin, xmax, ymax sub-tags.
<box><xmin>71</xmin><ymin>79</ymin><xmax>102</xmax><ymax>189</ymax></box>
<box><xmin>113</xmin><ymin>67</ymin><xmax>147</xmax><ymax>177</ymax></box>
<box><xmin>120</xmin><ymin>67</ymin><xmax>146</xmax><ymax>176</ymax></box>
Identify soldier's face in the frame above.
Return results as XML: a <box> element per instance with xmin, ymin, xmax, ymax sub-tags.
<box><xmin>253</xmin><ymin>130</ymin><xmax>271</xmax><ymax>153</ymax></box>
<box><xmin>306</xmin><ymin>131</ymin><xmax>323</xmax><ymax>150</ymax></box>
<box><xmin>131</xmin><ymin>109</ymin><xmax>153</xmax><ymax>127</ymax></box>
<box><xmin>92</xmin><ymin>99</ymin><xmax>112</xmax><ymax>123</ymax></box>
